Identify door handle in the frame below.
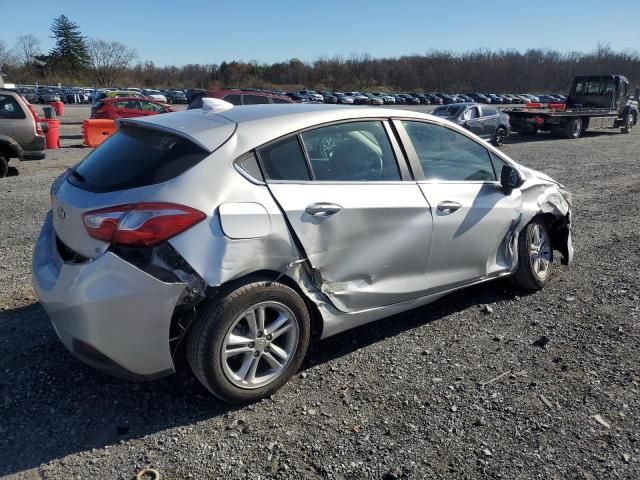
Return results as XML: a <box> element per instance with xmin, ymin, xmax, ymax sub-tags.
<box><xmin>305</xmin><ymin>202</ymin><xmax>343</xmax><ymax>217</ymax></box>
<box><xmin>437</xmin><ymin>201</ymin><xmax>462</xmax><ymax>215</ymax></box>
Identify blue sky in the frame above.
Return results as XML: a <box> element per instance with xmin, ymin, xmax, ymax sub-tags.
<box><xmin>2</xmin><ymin>0</ymin><xmax>639</xmax><ymax>66</ymax></box>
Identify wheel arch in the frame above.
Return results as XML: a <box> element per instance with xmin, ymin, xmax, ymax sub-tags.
<box><xmin>203</xmin><ymin>269</ymin><xmax>325</xmax><ymax>340</ymax></box>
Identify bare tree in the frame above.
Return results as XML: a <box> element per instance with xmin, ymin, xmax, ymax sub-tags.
<box><xmin>14</xmin><ymin>34</ymin><xmax>41</xmax><ymax>66</ymax></box>
<box><xmin>88</xmin><ymin>38</ymin><xmax>137</xmax><ymax>87</ymax></box>
<box><xmin>0</xmin><ymin>40</ymin><xmax>17</xmax><ymax>69</ymax></box>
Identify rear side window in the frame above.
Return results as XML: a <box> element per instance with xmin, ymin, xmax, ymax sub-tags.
<box><xmin>0</xmin><ymin>95</ymin><xmax>26</xmax><ymax>119</ymax></box>
<box><xmin>258</xmin><ymin>137</ymin><xmax>311</xmax><ymax>181</ymax></box>
<box><xmin>223</xmin><ymin>94</ymin><xmax>242</xmax><ymax>105</ymax></box>
<box><xmin>243</xmin><ymin>95</ymin><xmax>269</xmax><ymax>105</ymax></box>
<box><xmin>401</xmin><ymin>121</ymin><xmax>496</xmax><ymax>182</ymax></box>
<box><xmin>482</xmin><ymin>106</ymin><xmax>498</xmax><ymax>117</ymax></box>
<box><xmin>69</xmin><ymin>126</ymin><xmax>209</xmax><ymax>192</ymax></box>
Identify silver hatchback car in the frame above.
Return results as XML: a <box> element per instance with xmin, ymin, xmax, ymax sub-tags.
<box><xmin>32</xmin><ymin>102</ymin><xmax>573</xmax><ymax>403</ymax></box>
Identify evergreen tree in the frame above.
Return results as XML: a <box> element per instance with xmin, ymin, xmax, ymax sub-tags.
<box><xmin>48</xmin><ymin>15</ymin><xmax>90</xmax><ymax>73</ymax></box>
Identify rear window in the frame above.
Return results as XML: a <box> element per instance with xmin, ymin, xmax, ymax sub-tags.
<box><xmin>68</xmin><ymin>126</ymin><xmax>209</xmax><ymax>192</ymax></box>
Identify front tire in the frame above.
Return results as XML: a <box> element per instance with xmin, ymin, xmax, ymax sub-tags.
<box><xmin>621</xmin><ymin>112</ymin><xmax>635</xmax><ymax>134</ymax></box>
<box><xmin>492</xmin><ymin>126</ymin><xmax>508</xmax><ymax>146</ymax></box>
<box><xmin>510</xmin><ymin>220</ymin><xmax>553</xmax><ymax>290</ymax></box>
<box><xmin>186</xmin><ymin>280</ymin><xmax>311</xmax><ymax>403</ymax></box>
<box><xmin>564</xmin><ymin>117</ymin><xmax>583</xmax><ymax>139</ymax></box>
<box><xmin>0</xmin><ymin>155</ymin><xmax>8</xmax><ymax>178</ymax></box>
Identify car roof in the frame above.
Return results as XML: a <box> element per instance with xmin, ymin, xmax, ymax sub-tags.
<box><xmin>125</xmin><ymin>104</ymin><xmax>438</xmax><ymax>153</ymax></box>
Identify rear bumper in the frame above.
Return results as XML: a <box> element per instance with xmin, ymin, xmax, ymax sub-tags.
<box><xmin>21</xmin><ymin>136</ymin><xmax>46</xmax><ymax>160</ymax></box>
<box><xmin>32</xmin><ymin>212</ymin><xmax>186</xmax><ymax>380</ymax></box>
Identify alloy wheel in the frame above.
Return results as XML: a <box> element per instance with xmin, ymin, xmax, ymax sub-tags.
<box><xmin>530</xmin><ymin>224</ymin><xmax>551</xmax><ymax>279</ymax></box>
<box><xmin>221</xmin><ymin>302</ymin><xmax>299</xmax><ymax>389</ymax></box>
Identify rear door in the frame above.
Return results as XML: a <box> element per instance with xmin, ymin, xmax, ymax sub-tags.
<box><xmin>395</xmin><ymin>119</ymin><xmax>521</xmax><ymax>290</ymax></box>
<box><xmin>480</xmin><ymin>106</ymin><xmax>499</xmax><ymax>137</ymax></box>
<box><xmin>259</xmin><ymin>119</ymin><xmax>433</xmax><ymax>312</ymax></box>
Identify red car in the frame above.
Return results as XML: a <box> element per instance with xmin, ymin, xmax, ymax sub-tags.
<box><xmin>90</xmin><ymin>97</ymin><xmax>174</xmax><ymax>119</ymax></box>
<box><xmin>187</xmin><ymin>89</ymin><xmax>294</xmax><ymax>109</ymax></box>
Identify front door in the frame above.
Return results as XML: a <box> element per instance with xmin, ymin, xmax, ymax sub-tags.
<box><xmin>462</xmin><ymin>106</ymin><xmax>484</xmax><ymax>138</ymax></box>
<box><xmin>259</xmin><ymin>120</ymin><xmax>433</xmax><ymax>312</ymax></box>
<box><xmin>397</xmin><ymin>119</ymin><xmax>521</xmax><ymax>289</ymax></box>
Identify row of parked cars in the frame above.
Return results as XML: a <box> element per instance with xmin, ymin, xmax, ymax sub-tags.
<box><xmin>14</xmin><ymin>86</ymin><xmax>191</xmax><ymax>105</ymax></box>
<box><xmin>248</xmin><ymin>89</ymin><xmax>568</xmax><ymax>106</ymax></box>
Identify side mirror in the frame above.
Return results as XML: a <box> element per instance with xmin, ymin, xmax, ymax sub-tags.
<box><xmin>500</xmin><ymin>164</ymin><xmax>523</xmax><ymax>195</ymax></box>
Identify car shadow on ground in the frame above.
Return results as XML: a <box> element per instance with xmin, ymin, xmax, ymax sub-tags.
<box><xmin>0</xmin><ymin>281</ymin><xmax>522</xmax><ymax>476</ymax></box>
<box><xmin>505</xmin><ymin>130</ymin><xmax>622</xmax><ymax>145</ymax></box>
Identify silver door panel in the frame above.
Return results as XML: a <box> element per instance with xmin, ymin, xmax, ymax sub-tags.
<box><xmin>268</xmin><ymin>183</ymin><xmax>433</xmax><ymax>312</ymax></box>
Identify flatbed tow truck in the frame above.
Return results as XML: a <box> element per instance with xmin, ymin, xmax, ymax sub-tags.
<box><xmin>504</xmin><ymin>75</ymin><xmax>638</xmax><ymax>139</ymax></box>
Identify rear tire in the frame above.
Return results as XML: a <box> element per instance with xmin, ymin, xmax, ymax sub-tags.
<box><xmin>621</xmin><ymin>112</ymin><xmax>635</xmax><ymax>134</ymax></box>
<box><xmin>186</xmin><ymin>280</ymin><xmax>311</xmax><ymax>404</ymax></box>
<box><xmin>0</xmin><ymin>155</ymin><xmax>8</xmax><ymax>178</ymax></box>
<box><xmin>564</xmin><ymin>117</ymin><xmax>583</xmax><ymax>139</ymax></box>
<box><xmin>510</xmin><ymin>220</ymin><xmax>553</xmax><ymax>291</ymax></box>
<box><xmin>492</xmin><ymin>126</ymin><xmax>508</xmax><ymax>146</ymax></box>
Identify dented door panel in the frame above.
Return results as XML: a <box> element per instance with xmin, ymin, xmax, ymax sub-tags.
<box><xmin>267</xmin><ymin>182</ymin><xmax>433</xmax><ymax>312</ymax></box>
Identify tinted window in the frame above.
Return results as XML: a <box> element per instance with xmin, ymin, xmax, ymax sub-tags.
<box><xmin>222</xmin><ymin>94</ymin><xmax>242</xmax><ymax>105</ymax></box>
<box><xmin>141</xmin><ymin>101</ymin><xmax>164</xmax><ymax>112</ymax></box>
<box><xmin>188</xmin><ymin>97</ymin><xmax>203</xmax><ymax>109</ymax></box>
<box><xmin>401</xmin><ymin>121</ymin><xmax>496</xmax><ymax>182</ymax></box>
<box><xmin>464</xmin><ymin>107</ymin><xmax>479</xmax><ymax>120</ymax></box>
<box><xmin>69</xmin><ymin>126</ymin><xmax>209</xmax><ymax>192</ymax></box>
<box><xmin>489</xmin><ymin>151</ymin><xmax>507</xmax><ymax>180</ymax></box>
<box><xmin>301</xmin><ymin>121</ymin><xmax>400</xmax><ymax>181</ymax></box>
<box><xmin>433</xmin><ymin>105</ymin><xmax>464</xmax><ymax>118</ymax></box>
<box><xmin>482</xmin><ymin>106</ymin><xmax>498</xmax><ymax>117</ymax></box>
<box><xmin>0</xmin><ymin>95</ymin><xmax>26</xmax><ymax>119</ymax></box>
<box><xmin>243</xmin><ymin>95</ymin><xmax>269</xmax><ymax>105</ymax></box>
<box><xmin>258</xmin><ymin>136</ymin><xmax>311</xmax><ymax>181</ymax></box>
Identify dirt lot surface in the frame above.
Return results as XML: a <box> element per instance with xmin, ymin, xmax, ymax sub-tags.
<box><xmin>1</xmin><ymin>105</ymin><xmax>638</xmax><ymax>479</ymax></box>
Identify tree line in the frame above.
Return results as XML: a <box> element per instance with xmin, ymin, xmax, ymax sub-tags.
<box><xmin>1</xmin><ymin>15</ymin><xmax>638</xmax><ymax>93</ymax></box>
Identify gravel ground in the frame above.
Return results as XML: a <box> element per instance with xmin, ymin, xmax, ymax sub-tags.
<box><xmin>1</xmin><ymin>105</ymin><xmax>639</xmax><ymax>479</ymax></box>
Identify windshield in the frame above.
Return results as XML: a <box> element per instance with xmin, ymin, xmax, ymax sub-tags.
<box><xmin>432</xmin><ymin>105</ymin><xmax>464</xmax><ymax>118</ymax></box>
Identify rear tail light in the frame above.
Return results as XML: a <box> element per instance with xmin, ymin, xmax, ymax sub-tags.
<box><xmin>25</xmin><ymin>103</ymin><xmax>43</xmax><ymax>136</ymax></box>
<box><xmin>82</xmin><ymin>202</ymin><xmax>206</xmax><ymax>247</ymax></box>
<box><xmin>534</xmin><ymin>116</ymin><xmax>545</xmax><ymax>125</ymax></box>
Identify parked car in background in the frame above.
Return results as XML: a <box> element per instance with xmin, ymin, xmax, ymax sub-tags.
<box><xmin>165</xmin><ymin>90</ymin><xmax>188</xmax><ymax>104</ymax></box>
<box><xmin>37</xmin><ymin>88</ymin><xmax>62</xmax><ymax>104</ymax></box>
<box><xmin>298</xmin><ymin>90</ymin><xmax>324</xmax><ymax>102</ymax></box>
<box><xmin>426</xmin><ymin>94</ymin><xmax>443</xmax><ymax>105</ymax></box>
<box><xmin>319</xmin><ymin>91</ymin><xmax>338</xmax><ymax>104</ymax></box>
<box><xmin>466</xmin><ymin>93</ymin><xmax>490</xmax><ymax>104</ymax></box>
<box><xmin>371</xmin><ymin>92</ymin><xmax>396</xmax><ymax>104</ymax></box>
<box><xmin>333</xmin><ymin>92</ymin><xmax>354</xmax><ymax>104</ymax></box>
<box><xmin>519</xmin><ymin>94</ymin><xmax>540</xmax><ymax>103</ymax></box>
<box><xmin>285</xmin><ymin>92</ymin><xmax>312</xmax><ymax>103</ymax></box>
<box><xmin>431</xmin><ymin>102</ymin><xmax>511</xmax><ymax>146</ymax></box>
<box><xmin>0</xmin><ymin>88</ymin><xmax>46</xmax><ymax>176</ymax></box>
<box><xmin>18</xmin><ymin>87</ymin><xmax>39</xmax><ymax>104</ymax></box>
<box><xmin>90</xmin><ymin>97</ymin><xmax>174</xmax><ymax>119</ymax></box>
<box><xmin>33</xmin><ymin>103</ymin><xmax>573</xmax><ymax>403</ymax></box>
<box><xmin>190</xmin><ymin>89</ymin><xmax>294</xmax><ymax>108</ymax></box>
<box><xmin>399</xmin><ymin>94</ymin><xmax>420</xmax><ymax>105</ymax></box>
<box><xmin>456</xmin><ymin>94</ymin><xmax>475</xmax><ymax>103</ymax></box>
<box><xmin>344</xmin><ymin>92</ymin><xmax>369</xmax><ymax>104</ymax></box>
<box><xmin>411</xmin><ymin>93</ymin><xmax>431</xmax><ymax>105</ymax></box>
<box><xmin>142</xmin><ymin>89</ymin><xmax>168</xmax><ymax>103</ymax></box>
<box><xmin>92</xmin><ymin>90</ymin><xmax>147</xmax><ymax>104</ymax></box>
<box><xmin>364</xmin><ymin>93</ymin><xmax>384</xmax><ymax>105</ymax></box>
<box><xmin>435</xmin><ymin>93</ymin><xmax>457</xmax><ymax>105</ymax></box>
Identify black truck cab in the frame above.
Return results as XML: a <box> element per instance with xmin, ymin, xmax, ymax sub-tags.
<box><xmin>505</xmin><ymin>74</ymin><xmax>638</xmax><ymax>139</ymax></box>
